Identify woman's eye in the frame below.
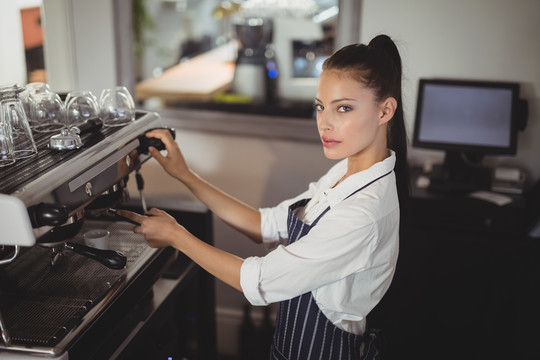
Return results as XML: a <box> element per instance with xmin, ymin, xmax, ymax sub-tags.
<box><xmin>314</xmin><ymin>104</ymin><xmax>324</xmax><ymax>111</ymax></box>
<box><xmin>337</xmin><ymin>105</ymin><xmax>351</xmax><ymax>113</ymax></box>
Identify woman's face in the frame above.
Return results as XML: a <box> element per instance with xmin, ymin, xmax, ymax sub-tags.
<box><xmin>315</xmin><ymin>70</ymin><xmax>388</xmax><ymax>164</ymax></box>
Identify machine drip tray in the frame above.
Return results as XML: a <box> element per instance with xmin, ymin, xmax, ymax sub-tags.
<box><xmin>0</xmin><ymin>221</ymin><xmax>155</xmax><ymax>349</ymax></box>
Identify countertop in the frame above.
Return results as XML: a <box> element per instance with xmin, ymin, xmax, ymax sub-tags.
<box><xmin>135</xmin><ymin>43</ymin><xmax>236</xmax><ymax>102</ymax></box>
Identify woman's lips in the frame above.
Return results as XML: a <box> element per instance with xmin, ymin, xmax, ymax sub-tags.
<box><xmin>321</xmin><ymin>136</ymin><xmax>341</xmax><ymax>148</ymax></box>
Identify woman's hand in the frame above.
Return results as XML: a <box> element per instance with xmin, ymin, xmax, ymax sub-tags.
<box><xmin>145</xmin><ymin>129</ymin><xmax>192</xmax><ymax>182</ymax></box>
<box><xmin>117</xmin><ymin>208</ymin><xmax>187</xmax><ymax>249</ymax></box>
<box><xmin>117</xmin><ymin>208</ymin><xmax>244</xmax><ymax>291</ymax></box>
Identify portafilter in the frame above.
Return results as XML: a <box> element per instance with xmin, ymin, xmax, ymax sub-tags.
<box><xmin>27</xmin><ymin>203</ymin><xmax>127</xmax><ymax>269</ymax></box>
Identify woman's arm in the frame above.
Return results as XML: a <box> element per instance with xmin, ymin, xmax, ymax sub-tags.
<box><xmin>145</xmin><ymin>129</ymin><xmax>262</xmax><ymax>243</ymax></box>
<box><xmin>119</xmin><ymin>208</ymin><xmax>244</xmax><ymax>291</ymax></box>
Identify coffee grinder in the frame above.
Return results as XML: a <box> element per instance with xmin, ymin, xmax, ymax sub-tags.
<box><xmin>231</xmin><ymin>18</ymin><xmax>277</xmax><ymax>103</ymax></box>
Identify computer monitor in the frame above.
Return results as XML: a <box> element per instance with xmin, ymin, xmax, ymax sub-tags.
<box><xmin>412</xmin><ymin>78</ymin><xmax>522</xmax><ymax>192</ymax></box>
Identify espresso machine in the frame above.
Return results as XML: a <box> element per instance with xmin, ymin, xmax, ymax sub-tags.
<box><xmin>0</xmin><ymin>110</ymin><xmax>183</xmax><ymax>359</ymax></box>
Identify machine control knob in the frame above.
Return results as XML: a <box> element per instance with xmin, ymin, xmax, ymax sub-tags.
<box><xmin>125</xmin><ymin>154</ymin><xmax>132</xmax><ymax>168</ymax></box>
<box><xmin>137</xmin><ymin>127</ymin><xmax>176</xmax><ymax>154</ymax></box>
<box><xmin>27</xmin><ymin>203</ymin><xmax>69</xmax><ymax>228</ymax></box>
<box><xmin>85</xmin><ymin>182</ymin><xmax>93</xmax><ymax>197</ymax></box>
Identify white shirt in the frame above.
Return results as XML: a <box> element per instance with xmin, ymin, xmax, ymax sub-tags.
<box><xmin>240</xmin><ymin>152</ymin><xmax>400</xmax><ymax>335</ymax></box>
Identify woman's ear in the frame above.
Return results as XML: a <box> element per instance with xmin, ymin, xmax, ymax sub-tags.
<box><xmin>379</xmin><ymin>97</ymin><xmax>397</xmax><ymax>125</ymax></box>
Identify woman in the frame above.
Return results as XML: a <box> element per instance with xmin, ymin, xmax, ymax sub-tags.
<box><xmin>119</xmin><ymin>34</ymin><xmax>409</xmax><ymax>359</ymax></box>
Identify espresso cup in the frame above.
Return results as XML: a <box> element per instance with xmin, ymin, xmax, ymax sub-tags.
<box><xmin>99</xmin><ymin>86</ymin><xmax>135</xmax><ymax>127</ymax></box>
<box><xmin>31</xmin><ymin>92</ymin><xmax>67</xmax><ymax>133</ymax></box>
<box><xmin>83</xmin><ymin>229</ymin><xmax>110</xmax><ymax>250</ymax></box>
<box><xmin>65</xmin><ymin>90</ymin><xmax>99</xmax><ymax>126</ymax></box>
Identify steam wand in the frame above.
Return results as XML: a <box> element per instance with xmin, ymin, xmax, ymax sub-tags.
<box><xmin>135</xmin><ymin>169</ymin><xmax>147</xmax><ymax>213</ymax></box>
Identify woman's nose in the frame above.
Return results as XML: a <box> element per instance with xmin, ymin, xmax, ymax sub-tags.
<box><xmin>317</xmin><ymin>112</ymin><xmax>331</xmax><ymax>131</ymax></box>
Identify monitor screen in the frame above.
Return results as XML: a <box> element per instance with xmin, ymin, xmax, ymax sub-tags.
<box><xmin>412</xmin><ymin>79</ymin><xmax>520</xmax><ymax>155</ymax></box>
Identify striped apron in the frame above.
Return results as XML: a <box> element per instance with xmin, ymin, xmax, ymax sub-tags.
<box><xmin>270</xmin><ymin>172</ymin><xmax>391</xmax><ymax>360</ymax></box>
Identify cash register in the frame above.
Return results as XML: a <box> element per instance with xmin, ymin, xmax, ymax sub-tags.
<box><xmin>411</xmin><ymin>78</ymin><xmax>528</xmax><ymax>194</ymax></box>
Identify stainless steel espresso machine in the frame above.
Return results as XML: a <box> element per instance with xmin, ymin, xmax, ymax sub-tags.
<box><xmin>0</xmin><ymin>110</ymin><xmax>184</xmax><ymax>359</ymax></box>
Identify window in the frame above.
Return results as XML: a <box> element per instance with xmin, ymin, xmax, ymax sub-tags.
<box><xmin>134</xmin><ymin>0</ymin><xmax>356</xmax><ymax>118</ymax></box>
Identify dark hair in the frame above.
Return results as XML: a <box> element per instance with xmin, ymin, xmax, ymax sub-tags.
<box><xmin>322</xmin><ymin>34</ymin><xmax>410</xmax><ymax>219</ymax></box>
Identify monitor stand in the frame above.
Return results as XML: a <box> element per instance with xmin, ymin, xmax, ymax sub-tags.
<box><xmin>427</xmin><ymin>151</ymin><xmax>492</xmax><ymax>194</ymax></box>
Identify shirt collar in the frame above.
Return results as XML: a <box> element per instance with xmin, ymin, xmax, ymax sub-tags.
<box><xmin>323</xmin><ymin>151</ymin><xmax>396</xmax><ymax>207</ymax></box>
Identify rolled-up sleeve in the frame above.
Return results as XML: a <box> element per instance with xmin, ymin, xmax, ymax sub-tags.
<box><xmin>259</xmin><ymin>207</ymin><xmax>285</xmax><ymax>244</ymax></box>
<box><xmin>241</xmin><ymin>255</ymin><xmax>266</xmax><ymax>305</ymax></box>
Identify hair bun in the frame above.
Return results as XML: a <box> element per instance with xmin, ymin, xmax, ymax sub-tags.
<box><xmin>368</xmin><ymin>34</ymin><xmax>398</xmax><ymax>55</ymax></box>
<box><xmin>368</xmin><ymin>34</ymin><xmax>401</xmax><ymax>70</ymax></box>
<box><xmin>368</xmin><ymin>34</ymin><xmax>393</xmax><ymax>49</ymax></box>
